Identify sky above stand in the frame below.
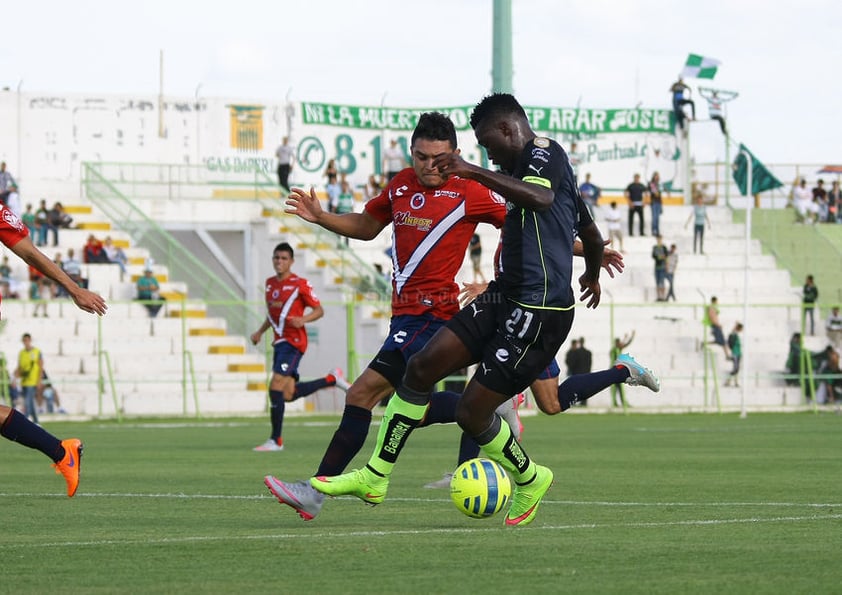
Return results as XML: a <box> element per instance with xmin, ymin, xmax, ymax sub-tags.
<box><xmin>2</xmin><ymin>0</ymin><xmax>839</xmax><ymax>166</ymax></box>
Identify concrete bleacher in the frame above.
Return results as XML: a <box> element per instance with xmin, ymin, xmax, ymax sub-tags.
<box><xmin>2</xmin><ymin>191</ymin><xmax>827</xmax><ymax>418</ymax></box>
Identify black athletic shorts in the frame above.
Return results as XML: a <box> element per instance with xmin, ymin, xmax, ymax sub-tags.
<box><xmin>448</xmin><ymin>281</ymin><xmax>575</xmax><ymax>396</ymax></box>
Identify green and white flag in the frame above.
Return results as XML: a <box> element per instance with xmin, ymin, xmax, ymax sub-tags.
<box><xmin>680</xmin><ymin>54</ymin><xmax>720</xmax><ymax>79</ymax></box>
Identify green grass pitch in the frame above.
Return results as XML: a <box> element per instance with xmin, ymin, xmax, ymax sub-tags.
<box><xmin>1</xmin><ymin>412</ymin><xmax>840</xmax><ymax>594</ymax></box>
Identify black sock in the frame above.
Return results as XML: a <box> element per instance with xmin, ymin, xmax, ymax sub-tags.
<box><xmin>315</xmin><ymin>405</ymin><xmax>372</xmax><ymax>477</ymax></box>
<box><xmin>291</xmin><ymin>376</ymin><xmax>332</xmax><ymax>401</ymax></box>
<box><xmin>417</xmin><ymin>391</ymin><xmax>459</xmax><ymax>426</ymax></box>
<box><xmin>0</xmin><ymin>409</ymin><xmax>64</xmax><ymax>462</ymax></box>
<box><xmin>269</xmin><ymin>390</ymin><xmax>285</xmax><ymax>441</ymax></box>
<box><xmin>457</xmin><ymin>432</ymin><xmax>481</xmax><ymax>465</ymax></box>
<box><xmin>557</xmin><ymin>367</ymin><xmax>629</xmax><ymax>411</ymax></box>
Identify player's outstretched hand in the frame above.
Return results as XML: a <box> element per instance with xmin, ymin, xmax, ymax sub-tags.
<box><xmin>458</xmin><ymin>282</ymin><xmax>489</xmax><ymax>308</ymax></box>
<box><xmin>285</xmin><ymin>187</ymin><xmax>323</xmax><ymax>223</ymax></box>
<box><xmin>601</xmin><ymin>245</ymin><xmax>624</xmax><ymax>278</ymax></box>
<box><xmin>578</xmin><ymin>273</ymin><xmax>601</xmax><ymax>309</ymax></box>
<box><xmin>70</xmin><ymin>288</ymin><xmax>108</xmax><ymax>316</ymax></box>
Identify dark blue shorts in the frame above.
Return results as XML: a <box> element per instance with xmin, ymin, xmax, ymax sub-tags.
<box><xmin>368</xmin><ymin>313</ymin><xmax>448</xmax><ymax>388</ymax></box>
<box><xmin>272</xmin><ymin>342</ymin><xmax>304</xmax><ymax>380</ymax></box>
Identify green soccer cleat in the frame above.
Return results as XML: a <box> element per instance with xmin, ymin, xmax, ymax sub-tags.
<box><xmin>504</xmin><ymin>465</ymin><xmax>554</xmax><ymax>527</ymax></box>
<box><xmin>309</xmin><ymin>467</ymin><xmax>389</xmax><ymax>505</ymax></box>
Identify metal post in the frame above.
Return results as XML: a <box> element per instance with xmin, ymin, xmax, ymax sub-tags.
<box><xmin>739</xmin><ymin>148</ymin><xmax>752</xmax><ymax>419</ymax></box>
<box><xmin>491</xmin><ymin>0</ymin><xmax>513</xmax><ymax>93</ymax></box>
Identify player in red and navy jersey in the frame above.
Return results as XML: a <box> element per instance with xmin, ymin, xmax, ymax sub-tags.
<box><xmin>250</xmin><ymin>242</ymin><xmax>350</xmax><ymax>452</ymax></box>
<box><xmin>263</xmin><ymin>112</ymin><xmax>507</xmax><ymax>519</ymax></box>
<box><xmin>0</xmin><ymin>204</ymin><xmax>107</xmax><ymax>497</ymax></box>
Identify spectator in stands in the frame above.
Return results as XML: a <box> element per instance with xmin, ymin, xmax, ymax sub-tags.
<box><xmin>648</xmin><ymin>172</ymin><xmax>664</xmax><ymax>237</ymax></box>
<box><xmin>724</xmin><ymin>322</ymin><xmax>744</xmax><ymax>387</ymax></box>
<box><xmin>363</xmin><ymin>174</ymin><xmax>384</xmax><ymax>202</ymax></box>
<box><xmin>792</xmin><ymin>178</ymin><xmax>817</xmax><ymax>224</ymax></box>
<box><xmin>624</xmin><ymin>173</ymin><xmax>647</xmax><ymax>236</ymax></box>
<box><xmin>61</xmin><ymin>248</ymin><xmax>87</xmax><ymax>291</ymax></box>
<box><xmin>802</xmin><ymin>274</ymin><xmax>819</xmax><ymax>336</ymax></box>
<box><xmin>382</xmin><ymin>139</ymin><xmax>408</xmax><ymax>181</ymax></box>
<box><xmin>6</xmin><ymin>183</ymin><xmax>22</xmax><ymax>218</ymax></box>
<box><xmin>275</xmin><ymin>136</ymin><xmax>294</xmax><ymax>194</ymax></box>
<box><xmin>34</xmin><ymin>200</ymin><xmax>50</xmax><ymax>247</ymax></box>
<box><xmin>828</xmin><ymin>180</ymin><xmax>841</xmax><ymax>223</ymax></box>
<box><xmin>468</xmin><ymin>233</ymin><xmax>486</xmax><ymax>283</ymax></box>
<box><xmin>610</xmin><ymin>331</ymin><xmax>636</xmax><ymax>407</ymax></box>
<box><xmin>603</xmin><ymin>201</ymin><xmax>625</xmax><ymax>253</ymax></box>
<box><xmin>83</xmin><ymin>234</ymin><xmax>109</xmax><ymax>263</ymax></box>
<box><xmin>336</xmin><ymin>180</ymin><xmax>355</xmax><ymax>215</ymax></box>
<box><xmin>685</xmin><ymin>194</ymin><xmax>712</xmax><ymax>254</ymax></box>
<box><xmin>652</xmin><ymin>235</ymin><xmax>668</xmax><ymax>302</ymax></box>
<box><xmin>0</xmin><ymin>256</ymin><xmax>12</xmax><ymax>299</ymax></box>
<box><xmin>29</xmin><ymin>265</ymin><xmax>50</xmax><ymax>318</ymax></box>
<box><xmin>826</xmin><ymin>306</ymin><xmax>842</xmax><ymax>347</ymax></box>
<box><xmin>21</xmin><ymin>203</ymin><xmax>36</xmax><ymax>237</ymax></box>
<box><xmin>816</xmin><ymin>347</ymin><xmax>841</xmax><ymax>404</ymax></box>
<box><xmin>46</xmin><ymin>202</ymin><xmax>72</xmax><ymax>246</ymax></box>
<box><xmin>704</xmin><ymin>296</ymin><xmax>730</xmax><ymax>358</ymax></box>
<box><xmin>136</xmin><ymin>267</ymin><xmax>164</xmax><ymax>318</ymax></box>
<box><xmin>665</xmin><ymin>243</ymin><xmax>678</xmax><ymax>301</ymax></box>
<box><xmin>570</xmin><ymin>337</ymin><xmax>593</xmax><ymax>407</ymax></box>
<box><xmin>670</xmin><ymin>77</ymin><xmax>695</xmax><ymax>131</ymax></box>
<box><xmin>15</xmin><ymin>333</ymin><xmax>43</xmax><ymax>423</ymax></box>
<box><xmin>564</xmin><ymin>339</ymin><xmax>580</xmax><ymax>378</ymax></box>
<box><xmin>102</xmin><ymin>236</ymin><xmax>128</xmax><ymax>278</ymax></box>
<box><xmin>40</xmin><ymin>371</ymin><xmax>66</xmax><ymax>414</ymax></box>
<box><xmin>578</xmin><ymin>173</ymin><xmax>601</xmax><ymax>217</ymax></box>
<box><xmin>323</xmin><ymin>159</ymin><xmax>340</xmax><ymax>213</ymax></box>
<box><xmin>812</xmin><ymin>179</ymin><xmax>828</xmax><ymax>222</ymax></box>
<box><xmin>785</xmin><ymin>332</ymin><xmax>802</xmax><ymax>386</ymax></box>
<box><xmin>0</xmin><ymin>162</ymin><xmax>15</xmax><ymax>205</ymax></box>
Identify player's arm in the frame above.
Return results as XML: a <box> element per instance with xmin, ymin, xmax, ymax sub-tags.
<box><xmin>577</xmin><ymin>219</ymin><xmax>605</xmax><ymax>309</ymax></box>
<box><xmin>432</xmin><ymin>153</ymin><xmax>554</xmax><ymax>211</ymax></box>
<box><xmin>10</xmin><ymin>236</ymin><xmax>107</xmax><ymax>315</ymax></box>
<box><xmin>285</xmin><ymin>187</ymin><xmax>386</xmax><ymax>240</ymax></box>
<box><xmin>250</xmin><ymin>318</ymin><xmax>271</xmax><ymax>345</ymax></box>
<box><xmin>287</xmin><ymin>304</ymin><xmax>324</xmax><ymax>328</ymax></box>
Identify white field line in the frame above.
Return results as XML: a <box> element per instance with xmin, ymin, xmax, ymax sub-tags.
<box><xmin>1</xmin><ymin>492</ymin><xmax>841</xmax><ymax>509</ymax></box>
<box><xmin>2</xmin><ymin>512</ymin><xmax>841</xmax><ymax>550</ymax></box>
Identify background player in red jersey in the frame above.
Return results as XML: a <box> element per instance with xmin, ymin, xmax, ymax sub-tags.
<box><xmin>0</xmin><ymin>203</ymin><xmax>107</xmax><ymax>497</ymax></box>
<box><xmin>263</xmin><ymin>112</ymin><xmax>508</xmax><ymax>519</ymax></box>
<box><xmin>250</xmin><ymin>242</ymin><xmax>349</xmax><ymax>452</ymax></box>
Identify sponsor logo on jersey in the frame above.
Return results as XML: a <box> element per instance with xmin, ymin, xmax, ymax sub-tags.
<box><xmin>531</xmin><ymin>147</ymin><xmax>550</xmax><ymax>163</ymax></box>
<box><xmin>433</xmin><ymin>189</ymin><xmax>460</xmax><ymax>199</ymax></box>
<box><xmin>393</xmin><ymin>211</ymin><xmax>433</xmax><ymax>231</ymax></box>
<box><xmin>495</xmin><ymin>349</ymin><xmax>510</xmax><ymax>362</ymax></box>
<box><xmin>533</xmin><ymin>137</ymin><xmax>550</xmax><ymax>148</ymax></box>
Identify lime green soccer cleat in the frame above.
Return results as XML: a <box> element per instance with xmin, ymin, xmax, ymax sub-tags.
<box><xmin>504</xmin><ymin>465</ymin><xmax>554</xmax><ymax>527</ymax></box>
<box><xmin>310</xmin><ymin>467</ymin><xmax>389</xmax><ymax>505</ymax></box>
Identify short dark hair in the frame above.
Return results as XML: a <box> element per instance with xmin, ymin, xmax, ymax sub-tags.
<box><xmin>411</xmin><ymin>112</ymin><xmax>457</xmax><ymax>149</ymax></box>
<box><xmin>470</xmin><ymin>92</ymin><xmax>527</xmax><ymax>130</ymax></box>
<box><xmin>274</xmin><ymin>242</ymin><xmax>294</xmax><ymax>258</ymax></box>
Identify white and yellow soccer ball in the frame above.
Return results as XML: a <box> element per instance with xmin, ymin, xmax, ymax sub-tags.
<box><xmin>450</xmin><ymin>458</ymin><xmax>512</xmax><ymax>518</ymax></box>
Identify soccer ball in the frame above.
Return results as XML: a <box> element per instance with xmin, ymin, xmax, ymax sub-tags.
<box><xmin>450</xmin><ymin>458</ymin><xmax>512</xmax><ymax>518</ymax></box>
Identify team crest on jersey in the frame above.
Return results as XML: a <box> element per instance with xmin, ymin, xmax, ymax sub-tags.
<box><xmin>410</xmin><ymin>193</ymin><xmax>426</xmax><ymax>209</ymax></box>
<box><xmin>533</xmin><ymin>137</ymin><xmax>550</xmax><ymax>148</ymax></box>
<box><xmin>489</xmin><ymin>190</ymin><xmax>506</xmax><ymax>205</ymax></box>
<box><xmin>2</xmin><ymin>208</ymin><xmax>24</xmax><ymax>231</ymax></box>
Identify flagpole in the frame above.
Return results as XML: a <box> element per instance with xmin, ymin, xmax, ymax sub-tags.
<box><xmin>739</xmin><ymin>147</ymin><xmax>752</xmax><ymax>419</ymax></box>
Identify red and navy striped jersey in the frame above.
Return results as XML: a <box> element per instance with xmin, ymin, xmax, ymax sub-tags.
<box><xmin>365</xmin><ymin>169</ymin><xmax>506</xmax><ymax>319</ymax></box>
